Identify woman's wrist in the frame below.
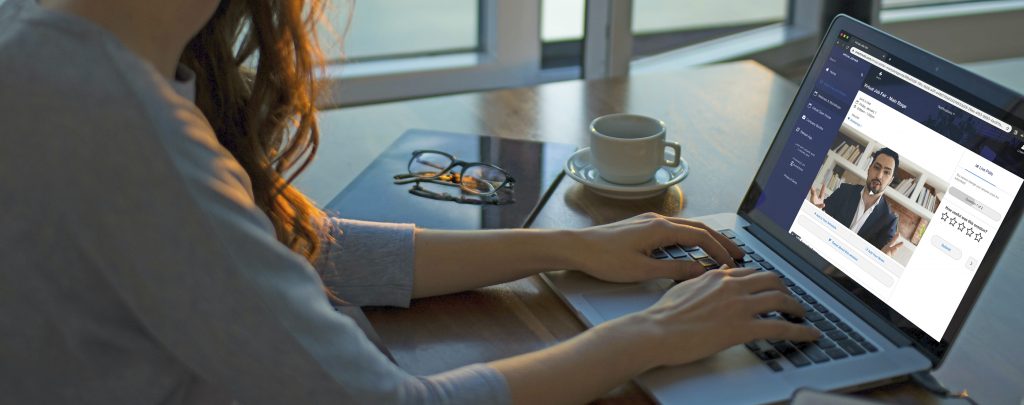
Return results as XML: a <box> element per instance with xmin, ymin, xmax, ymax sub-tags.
<box><xmin>526</xmin><ymin>227</ymin><xmax>589</xmax><ymax>271</ymax></box>
<box><xmin>592</xmin><ymin>311</ymin><xmax>665</xmax><ymax>374</ymax></box>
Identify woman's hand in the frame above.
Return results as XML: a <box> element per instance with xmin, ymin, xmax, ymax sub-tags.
<box><xmin>492</xmin><ymin>266</ymin><xmax>820</xmax><ymax>405</ymax></box>
<box><xmin>568</xmin><ymin>213</ymin><xmax>747</xmax><ymax>283</ymax></box>
<box><xmin>626</xmin><ymin>267</ymin><xmax>821</xmax><ymax>368</ymax></box>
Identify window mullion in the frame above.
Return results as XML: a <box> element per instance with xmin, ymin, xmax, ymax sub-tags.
<box><xmin>582</xmin><ymin>0</ymin><xmax>633</xmax><ymax>79</ymax></box>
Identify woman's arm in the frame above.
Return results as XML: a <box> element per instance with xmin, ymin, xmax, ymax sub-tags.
<box><xmin>412</xmin><ymin>213</ymin><xmax>747</xmax><ymax>299</ymax></box>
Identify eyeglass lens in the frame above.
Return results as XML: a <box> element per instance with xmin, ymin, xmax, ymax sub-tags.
<box><xmin>461</xmin><ymin>165</ymin><xmax>508</xmax><ymax>194</ymax></box>
<box><xmin>408</xmin><ymin>152</ymin><xmax>453</xmax><ymax>177</ymax></box>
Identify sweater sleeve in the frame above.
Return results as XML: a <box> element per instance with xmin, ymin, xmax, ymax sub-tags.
<box><xmin>76</xmin><ymin>64</ymin><xmax>510</xmax><ymax>404</ymax></box>
<box><xmin>315</xmin><ymin>218</ymin><xmax>417</xmax><ymax>307</ymax></box>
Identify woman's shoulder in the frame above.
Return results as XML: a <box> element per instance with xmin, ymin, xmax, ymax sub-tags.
<box><xmin>2</xmin><ymin>0</ymin><xmax>200</xmax><ymax>127</ymax></box>
<box><xmin>1</xmin><ymin>3</ymin><xmax>250</xmax><ymax>210</ymax></box>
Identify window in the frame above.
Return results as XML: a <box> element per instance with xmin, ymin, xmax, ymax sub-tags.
<box><xmin>540</xmin><ymin>0</ymin><xmax>789</xmax><ymax>71</ymax></box>
<box><xmin>322</xmin><ymin>1</ymin><xmax>542</xmax><ymax>106</ymax></box>
<box><xmin>540</xmin><ymin>0</ymin><xmax>585</xmax><ymax>69</ymax></box>
<box><xmin>322</xmin><ymin>0</ymin><xmax>479</xmax><ymax>62</ymax></box>
<box><xmin>631</xmin><ymin>0</ymin><xmax>787</xmax><ymax>58</ymax></box>
<box><xmin>882</xmin><ymin>0</ymin><xmax>976</xmax><ymax>8</ymax></box>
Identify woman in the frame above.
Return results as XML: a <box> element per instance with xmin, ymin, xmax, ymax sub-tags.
<box><xmin>0</xmin><ymin>0</ymin><xmax>818</xmax><ymax>403</ymax></box>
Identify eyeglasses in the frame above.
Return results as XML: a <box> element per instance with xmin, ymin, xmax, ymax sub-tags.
<box><xmin>393</xmin><ymin>150</ymin><xmax>516</xmax><ymax>205</ymax></box>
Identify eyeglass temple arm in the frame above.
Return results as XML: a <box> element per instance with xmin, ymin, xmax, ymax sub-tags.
<box><xmin>393</xmin><ymin>176</ymin><xmax>463</xmax><ymax>186</ymax></box>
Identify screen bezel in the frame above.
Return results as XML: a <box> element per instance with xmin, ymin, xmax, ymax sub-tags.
<box><xmin>738</xmin><ymin>15</ymin><xmax>1024</xmax><ymax>365</ymax></box>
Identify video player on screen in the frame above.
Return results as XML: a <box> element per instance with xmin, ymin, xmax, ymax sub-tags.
<box><xmin>810</xmin><ymin>148</ymin><xmax>902</xmax><ymax>252</ymax></box>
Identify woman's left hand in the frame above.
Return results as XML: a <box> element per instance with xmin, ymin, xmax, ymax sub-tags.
<box><xmin>566</xmin><ymin>213</ymin><xmax>747</xmax><ymax>283</ymax></box>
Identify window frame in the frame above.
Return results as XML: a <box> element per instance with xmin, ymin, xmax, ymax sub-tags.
<box><xmin>320</xmin><ymin>0</ymin><xmax>542</xmax><ymax>107</ymax></box>
<box><xmin>321</xmin><ymin>0</ymin><xmax>1024</xmax><ymax>107</ymax></box>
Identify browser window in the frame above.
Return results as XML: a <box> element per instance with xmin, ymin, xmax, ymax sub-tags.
<box><xmin>755</xmin><ymin>31</ymin><xmax>1024</xmax><ymax>341</ymax></box>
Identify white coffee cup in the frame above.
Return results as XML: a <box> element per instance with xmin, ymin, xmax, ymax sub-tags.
<box><xmin>589</xmin><ymin>113</ymin><xmax>681</xmax><ymax>185</ymax></box>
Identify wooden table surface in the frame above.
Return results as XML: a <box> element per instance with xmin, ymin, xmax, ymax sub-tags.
<box><xmin>299</xmin><ymin>61</ymin><xmax>1024</xmax><ymax>404</ymax></box>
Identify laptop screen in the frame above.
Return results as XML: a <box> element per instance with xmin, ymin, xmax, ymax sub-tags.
<box><xmin>743</xmin><ymin>20</ymin><xmax>1024</xmax><ymax>351</ymax></box>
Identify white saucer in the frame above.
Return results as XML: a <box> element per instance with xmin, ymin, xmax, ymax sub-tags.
<box><xmin>563</xmin><ymin>147</ymin><xmax>689</xmax><ymax>199</ymax></box>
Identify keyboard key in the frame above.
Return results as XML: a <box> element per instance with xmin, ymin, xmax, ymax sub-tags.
<box><xmin>652</xmin><ymin>249</ymin><xmax>669</xmax><ymax>259</ymax></box>
<box><xmin>762</xmin><ymin>262</ymin><xmax>775</xmax><ymax>270</ymax></box>
<box><xmin>781</xmin><ymin>312</ymin><xmax>805</xmax><ymax>324</ymax></box>
<box><xmin>825</xmin><ymin>313</ymin><xmax>839</xmax><ymax>322</ymax></box>
<box><xmin>805</xmin><ymin>312</ymin><xmax>825</xmax><ymax>322</ymax></box>
<box><xmin>862</xmin><ymin>342</ymin><xmax>878</xmax><ymax>352</ymax></box>
<box><xmin>816</xmin><ymin>338</ymin><xmax>837</xmax><ymax>349</ymax></box>
<box><xmin>684</xmin><ymin>246</ymin><xmax>703</xmax><ymax>253</ymax></box>
<box><xmin>698</xmin><ymin>258</ymin><xmax>718</xmax><ymax>268</ymax></box>
<box><xmin>813</xmin><ymin>303</ymin><xmax>829</xmax><ymax>313</ymax></box>
<box><xmin>772</xmin><ymin>342</ymin><xmax>797</xmax><ymax>354</ymax></box>
<box><xmin>788</xmin><ymin>354</ymin><xmax>813</xmax><ymax>368</ymax></box>
<box><xmin>782</xmin><ymin>278</ymin><xmax>795</xmax><ymax>287</ymax></box>
<box><xmin>781</xmin><ymin>350</ymin><xmax>811</xmax><ymax>367</ymax></box>
<box><xmin>850</xmin><ymin>332</ymin><xmax>864</xmax><ymax>342</ymax></box>
<box><xmin>800</xmin><ymin>344</ymin><xmax>831</xmax><ymax>364</ymax></box>
<box><xmin>719</xmin><ymin>229</ymin><xmax>737</xmax><ymax>239</ymax></box>
<box><xmin>801</xmin><ymin>303</ymin><xmax>813</xmax><ymax>312</ymax></box>
<box><xmin>689</xmin><ymin>249</ymin><xmax>709</xmax><ymax>260</ymax></box>
<box><xmin>813</xmin><ymin>320</ymin><xmax>836</xmax><ymax>331</ymax></box>
<box><xmin>767</xmin><ymin>360</ymin><xmax>783</xmax><ymax>372</ymax></box>
<box><xmin>838</xmin><ymin>339</ymin><xmax>866</xmax><ymax>356</ymax></box>
<box><xmin>836</xmin><ymin>322</ymin><xmax>853</xmax><ymax>333</ymax></box>
<box><xmin>764</xmin><ymin>350</ymin><xmax>780</xmax><ymax>359</ymax></box>
<box><xmin>790</xmin><ymin>286</ymin><xmax>806</xmax><ymax>295</ymax></box>
<box><xmin>664</xmin><ymin>245</ymin><xmax>689</xmax><ymax>259</ymax></box>
<box><xmin>803</xmin><ymin>295</ymin><xmax>818</xmax><ymax>304</ymax></box>
<box><xmin>825</xmin><ymin>347</ymin><xmax>849</xmax><ymax>360</ymax></box>
<box><xmin>750</xmin><ymin>253</ymin><xmax>765</xmax><ymax>262</ymax></box>
<box><xmin>744</xmin><ymin>342</ymin><xmax>761</xmax><ymax>352</ymax></box>
<box><xmin>741</xmin><ymin>246</ymin><xmax>754</xmax><ymax>254</ymax></box>
<box><xmin>826</xmin><ymin>330</ymin><xmax>846</xmax><ymax>341</ymax></box>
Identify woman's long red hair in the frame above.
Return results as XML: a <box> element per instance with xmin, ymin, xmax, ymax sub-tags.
<box><xmin>181</xmin><ymin>0</ymin><xmax>329</xmax><ymax>262</ymax></box>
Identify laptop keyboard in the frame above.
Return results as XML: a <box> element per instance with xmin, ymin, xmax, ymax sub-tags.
<box><xmin>650</xmin><ymin>229</ymin><xmax>879</xmax><ymax>372</ymax></box>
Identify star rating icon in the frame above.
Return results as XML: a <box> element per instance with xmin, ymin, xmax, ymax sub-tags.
<box><xmin>941</xmin><ymin>212</ymin><xmax>949</xmax><ymax>221</ymax></box>
<box><xmin>949</xmin><ymin>216</ymin><xmax>958</xmax><ymax>226</ymax></box>
<box><xmin>957</xmin><ymin>222</ymin><xmax>966</xmax><ymax>232</ymax></box>
<box><xmin>966</xmin><ymin>228</ymin><xmax>974</xmax><ymax>237</ymax></box>
<box><xmin>974</xmin><ymin>232</ymin><xmax>983</xmax><ymax>242</ymax></box>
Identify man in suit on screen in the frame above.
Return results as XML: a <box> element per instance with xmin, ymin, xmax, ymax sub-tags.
<box><xmin>811</xmin><ymin>148</ymin><xmax>901</xmax><ymax>251</ymax></box>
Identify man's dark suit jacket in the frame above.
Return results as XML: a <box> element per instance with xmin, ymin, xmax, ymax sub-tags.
<box><xmin>822</xmin><ymin>183</ymin><xmax>899</xmax><ymax>250</ymax></box>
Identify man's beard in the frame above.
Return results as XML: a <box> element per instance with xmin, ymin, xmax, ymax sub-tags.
<box><xmin>867</xmin><ymin>179</ymin><xmax>883</xmax><ymax>195</ymax></box>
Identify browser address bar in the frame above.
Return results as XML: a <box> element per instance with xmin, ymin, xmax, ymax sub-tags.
<box><xmin>850</xmin><ymin>47</ymin><xmax>1011</xmax><ymax>133</ymax></box>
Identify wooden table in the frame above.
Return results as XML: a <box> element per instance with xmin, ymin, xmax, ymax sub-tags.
<box><xmin>299</xmin><ymin>61</ymin><xmax>1024</xmax><ymax>404</ymax></box>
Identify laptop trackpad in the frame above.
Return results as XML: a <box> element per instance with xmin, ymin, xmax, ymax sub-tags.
<box><xmin>583</xmin><ymin>283</ymin><xmax>666</xmax><ymax>322</ymax></box>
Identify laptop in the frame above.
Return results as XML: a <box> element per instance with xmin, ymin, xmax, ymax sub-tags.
<box><xmin>544</xmin><ymin>15</ymin><xmax>1024</xmax><ymax>403</ymax></box>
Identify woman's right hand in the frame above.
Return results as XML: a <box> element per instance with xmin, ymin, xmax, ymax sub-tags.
<box><xmin>491</xmin><ymin>267</ymin><xmax>821</xmax><ymax>404</ymax></box>
<box><xmin>628</xmin><ymin>267</ymin><xmax>820</xmax><ymax>368</ymax></box>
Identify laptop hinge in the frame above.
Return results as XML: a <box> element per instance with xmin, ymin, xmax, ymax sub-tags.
<box><xmin>740</xmin><ymin>217</ymin><xmax>928</xmax><ymax>361</ymax></box>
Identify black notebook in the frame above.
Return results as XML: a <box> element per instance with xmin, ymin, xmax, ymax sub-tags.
<box><xmin>325</xmin><ymin>129</ymin><xmax>577</xmax><ymax>230</ymax></box>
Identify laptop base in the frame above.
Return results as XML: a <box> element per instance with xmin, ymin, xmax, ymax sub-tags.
<box><xmin>541</xmin><ymin>212</ymin><xmax>931</xmax><ymax>404</ymax></box>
